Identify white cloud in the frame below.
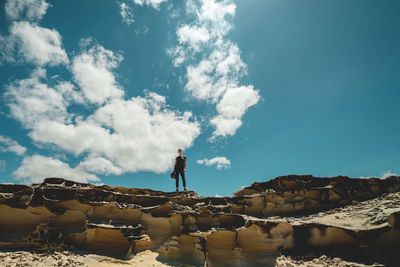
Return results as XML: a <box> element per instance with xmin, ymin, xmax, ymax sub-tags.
<box><xmin>173</xmin><ymin>0</ymin><xmax>236</xmax><ymax>66</ymax></box>
<box><xmin>78</xmin><ymin>37</ymin><xmax>93</xmax><ymax>49</ymax></box>
<box><xmin>0</xmin><ymin>34</ymin><xmax>15</xmax><ymax>64</ymax></box>
<box><xmin>0</xmin><ymin>135</ymin><xmax>27</xmax><ymax>156</ymax></box>
<box><xmin>1</xmin><ymin>0</ymin><xmax>67</xmax><ymax>67</ymax></box>
<box><xmin>4</xmin><ymin>68</ymin><xmax>81</xmax><ymax>128</ymax></box>
<box><xmin>116</xmin><ymin>0</ymin><xmax>166</xmax><ymax>26</ymax></box>
<box><xmin>170</xmin><ymin>0</ymin><xmax>260</xmax><ymax>140</ymax></box>
<box><xmin>71</xmin><ymin>45</ymin><xmax>124</xmax><ymax>105</ymax></box>
<box><xmin>132</xmin><ymin>0</ymin><xmax>167</xmax><ymax>9</ymax></box>
<box><xmin>210</xmin><ymin>85</ymin><xmax>260</xmax><ymax>138</ymax></box>
<box><xmin>197</xmin><ymin>156</ymin><xmax>231</xmax><ymax>170</ymax></box>
<box><xmin>5</xmin><ymin>39</ymin><xmax>201</xmax><ymax>178</ymax></box>
<box><xmin>198</xmin><ymin>0</ymin><xmax>235</xmax><ymax>25</ymax></box>
<box><xmin>1</xmin><ymin>1</ymin><xmax>203</xmax><ymax>182</ymax></box>
<box><xmin>79</xmin><ymin>156</ymin><xmax>124</xmax><ymax>175</ymax></box>
<box><xmin>119</xmin><ymin>2</ymin><xmax>135</xmax><ymax>25</ymax></box>
<box><xmin>4</xmin><ymin>21</ymin><xmax>68</xmax><ymax>66</ymax></box>
<box><xmin>360</xmin><ymin>171</ymin><xmax>398</xmax><ymax>180</ymax></box>
<box><xmin>379</xmin><ymin>171</ymin><xmax>397</xmax><ymax>179</ymax></box>
<box><xmin>5</xmin><ymin>0</ymin><xmax>50</xmax><ymax>21</ymax></box>
<box><xmin>13</xmin><ymin>154</ymin><xmax>100</xmax><ymax>184</ymax></box>
<box><xmin>29</xmin><ymin>91</ymin><xmax>201</xmax><ymax>173</ymax></box>
<box><xmin>177</xmin><ymin>25</ymin><xmax>210</xmax><ymax>50</ymax></box>
<box><xmin>184</xmin><ymin>43</ymin><xmax>247</xmax><ymax>102</ymax></box>
<box><xmin>56</xmin><ymin>80</ymin><xmax>85</xmax><ymax>104</ymax></box>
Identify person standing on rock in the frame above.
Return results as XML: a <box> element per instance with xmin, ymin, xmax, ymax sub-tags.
<box><xmin>174</xmin><ymin>148</ymin><xmax>187</xmax><ymax>192</ymax></box>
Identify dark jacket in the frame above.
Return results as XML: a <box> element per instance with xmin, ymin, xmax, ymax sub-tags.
<box><xmin>174</xmin><ymin>155</ymin><xmax>186</xmax><ymax>170</ymax></box>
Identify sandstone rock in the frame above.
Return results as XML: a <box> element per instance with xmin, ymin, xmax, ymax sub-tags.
<box><xmin>0</xmin><ymin>175</ymin><xmax>399</xmax><ymax>266</ymax></box>
<box><xmin>235</xmin><ymin>175</ymin><xmax>400</xmax><ymax>216</ymax></box>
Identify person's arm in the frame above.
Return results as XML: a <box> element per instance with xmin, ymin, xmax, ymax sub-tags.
<box><xmin>184</xmin><ymin>157</ymin><xmax>187</xmax><ymax>172</ymax></box>
<box><xmin>174</xmin><ymin>158</ymin><xmax>177</xmax><ymax>169</ymax></box>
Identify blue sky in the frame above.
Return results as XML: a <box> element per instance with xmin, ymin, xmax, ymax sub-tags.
<box><xmin>0</xmin><ymin>0</ymin><xmax>399</xmax><ymax>196</ymax></box>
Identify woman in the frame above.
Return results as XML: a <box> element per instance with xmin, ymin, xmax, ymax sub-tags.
<box><xmin>174</xmin><ymin>148</ymin><xmax>187</xmax><ymax>192</ymax></box>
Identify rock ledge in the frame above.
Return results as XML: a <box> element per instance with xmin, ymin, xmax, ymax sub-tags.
<box><xmin>0</xmin><ymin>175</ymin><xmax>399</xmax><ymax>266</ymax></box>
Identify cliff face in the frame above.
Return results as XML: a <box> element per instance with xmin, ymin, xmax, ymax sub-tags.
<box><xmin>0</xmin><ymin>175</ymin><xmax>399</xmax><ymax>266</ymax></box>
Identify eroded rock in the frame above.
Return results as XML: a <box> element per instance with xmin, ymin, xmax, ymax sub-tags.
<box><xmin>0</xmin><ymin>175</ymin><xmax>399</xmax><ymax>266</ymax></box>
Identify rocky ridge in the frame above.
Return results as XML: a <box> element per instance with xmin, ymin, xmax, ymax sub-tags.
<box><xmin>0</xmin><ymin>175</ymin><xmax>399</xmax><ymax>266</ymax></box>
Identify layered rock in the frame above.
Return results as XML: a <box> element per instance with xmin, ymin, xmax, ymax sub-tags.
<box><xmin>234</xmin><ymin>174</ymin><xmax>400</xmax><ymax>216</ymax></box>
<box><xmin>0</xmin><ymin>175</ymin><xmax>399</xmax><ymax>266</ymax></box>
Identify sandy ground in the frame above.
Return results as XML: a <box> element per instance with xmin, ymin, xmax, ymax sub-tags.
<box><xmin>0</xmin><ymin>250</ymin><xmax>170</xmax><ymax>267</ymax></box>
<box><xmin>275</xmin><ymin>255</ymin><xmax>385</xmax><ymax>267</ymax></box>
<box><xmin>83</xmin><ymin>250</ymin><xmax>170</xmax><ymax>267</ymax></box>
<box><xmin>0</xmin><ymin>249</ymin><xmax>388</xmax><ymax>267</ymax></box>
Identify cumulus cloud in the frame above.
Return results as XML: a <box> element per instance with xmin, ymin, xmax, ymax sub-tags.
<box><xmin>29</xmin><ymin>90</ymin><xmax>200</xmax><ymax>173</ymax></box>
<box><xmin>71</xmin><ymin>45</ymin><xmax>124</xmax><ymax>105</ymax></box>
<box><xmin>5</xmin><ymin>42</ymin><xmax>201</xmax><ymax>177</ymax></box>
<box><xmin>170</xmin><ymin>0</ymin><xmax>260</xmax><ymax>140</ymax></box>
<box><xmin>210</xmin><ymin>85</ymin><xmax>260</xmax><ymax>137</ymax></box>
<box><xmin>4</xmin><ymin>68</ymin><xmax>82</xmax><ymax>128</ymax></box>
<box><xmin>79</xmin><ymin>156</ymin><xmax>124</xmax><ymax>175</ymax></box>
<box><xmin>1</xmin><ymin>1</ymin><xmax>68</xmax><ymax>66</ymax></box>
<box><xmin>1</xmin><ymin>1</ymin><xmax>202</xmax><ymax>182</ymax></box>
<box><xmin>132</xmin><ymin>0</ymin><xmax>167</xmax><ymax>9</ymax></box>
<box><xmin>13</xmin><ymin>154</ymin><xmax>100</xmax><ymax>184</ymax></box>
<box><xmin>171</xmin><ymin>0</ymin><xmax>236</xmax><ymax>66</ymax></box>
<box><xmin>197</xmin><ymin>156</ymin><xmax>231</xmax><ymax>170</ymax></box>
<box><xmin>78</xmin><ymin>37</ymin><xmax>93</xmax><ymax>49</ymax></box>
<box><xmin>177</xmin><ymin>25</ymin><xmax>210</xmax><ymax>50</ymax></box>
<box><xmin>119</xmin><ymin>2</ymin><xmax>135</xmax><ymax>25</ymax></box>
<box><xmin>0</xmin><ymin>135</ymin><xmax>27</xmax><ymax>156</ymax></box>
<box><xmin>117</xmin><ymin>0</ymin><xmax>167</xmax><ymax>26</ymax></box>
<box><xmin>5</xmin><ymin>0</ymin><xmax>50</xmax><ymax>21</ymax></box>
<box><xmin>2</xmin><ymin>21</ymin><xmax>68</xmax><ymax>66</ymax></box>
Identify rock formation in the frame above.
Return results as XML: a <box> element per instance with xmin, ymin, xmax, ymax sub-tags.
<box><xmin>0</xmin><ymin>175</ymin><xmax>399</xmax><ymax>266</ymax></box>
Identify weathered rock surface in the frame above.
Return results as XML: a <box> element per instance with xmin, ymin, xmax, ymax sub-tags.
<box><xmin>0</xmin><ymin>250</ymin><xmax>86</xmax><ymax>267</ymax></box>
<box><xmin>275</xmin><ymin>254</ymin><xmax>384</xmax><ymax>267</ymax></box>
<box><xmin>235</xmin><ymin>174</ymin><xmax>400</xmax><ymax>216</ymax></box>
<box><xmin>0</xmin><ymin>249</ymin><xmax>168</xmax><ymax>267</ymax></box>
<box><xmin>0</xmin><ymin>175</ymin><xmax>399</xmax><ymax>266</ymax></box>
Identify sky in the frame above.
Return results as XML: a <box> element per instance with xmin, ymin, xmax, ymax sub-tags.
<box><xmin>0</xmin><ymin>0</ymin><xmax>399</xmax><ymax>197</ymax></box>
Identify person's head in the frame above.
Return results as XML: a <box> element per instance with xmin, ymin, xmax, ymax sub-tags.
<box><xmin>178</xmin><ymin>148</ymin><xmax>183</xmax><ymax>155</ymax></box>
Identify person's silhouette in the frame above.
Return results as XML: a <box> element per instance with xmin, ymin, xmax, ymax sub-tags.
<box><xmin>174</xmin><ymin>148</ymin><xmax>187</xmax><ymax>192</ymax></box>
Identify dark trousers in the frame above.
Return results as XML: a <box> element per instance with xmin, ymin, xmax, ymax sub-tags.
<box><xmin>174</xmin><ymin>168</ymin><xmax>186</xmax><ymax>188</ymax></box>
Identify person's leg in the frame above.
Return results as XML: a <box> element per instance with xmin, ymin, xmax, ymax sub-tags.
<box><xmin>175</xmin><ymin>170</ymin><xmax>179</xmax><ymax>191</ymax></box>
<box><xmin>180</xmin><ymin>169</ymin><xmax>186</xmax><ymax>190</ymax></box>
